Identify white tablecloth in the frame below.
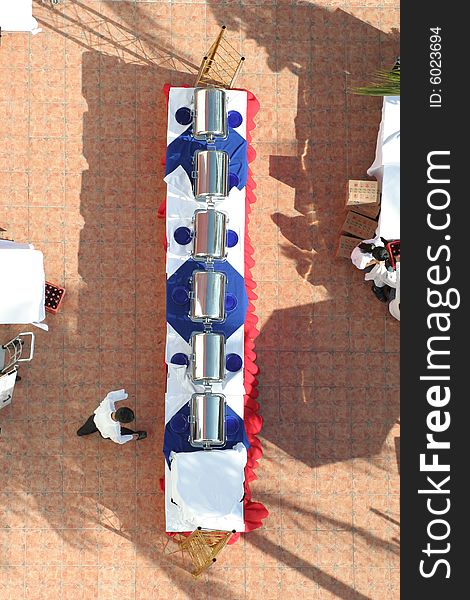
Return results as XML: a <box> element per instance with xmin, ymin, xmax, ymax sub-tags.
<box><xmin>0</xmin><ymin>244</ymin><xmax>45</xmax><ymax>325</ymax></box>
<box><xmin>368</xmin><ymin>96</ymin><xmax>400</xmax><ymax>240</ymax></box>
<box><xmin>0</xmin><ymin>0</ymin><xmax>40</xmax><ymax>33</ymax></box>
<box><xmin>164</xmin><ymin>87</ymin><xmax>250</xmax><ymax>532</ymax></box>
<box><xmin>168</xmin><ymin>443</ymin><xmax>246</xmax><ymax>531</ymax></box>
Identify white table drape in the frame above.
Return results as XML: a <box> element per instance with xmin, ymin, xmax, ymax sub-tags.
<box><xmin>169</xmin><ymin>443</ymin><xmax>247</xmax><ymax>531</ymax></box>
<box><xmin>368</xmin><ymin>96</ymin><xmax>400</xmax><ymax>240</ymax></box>
<box><xmin>0</xmin><ymin>243</ymin><xmax>46</xmax><ymax>325</ymax></box>
<box><xmin>0</xmin><ymin>1</ymin><xmax>41</xmax><ymax>34</ymax></box>
<box><xmin>164</xmin><ymin>87</ymin><xmax>250</xmax><ymax>532</ymax></box>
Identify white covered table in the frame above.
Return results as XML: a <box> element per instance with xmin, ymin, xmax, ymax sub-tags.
<box><xmin>0</xmin><ymin>0</ymin><xmax>40</xmax><ymax>34</ymax></box>
<box><xmin>368</xmin><ymin>96</ymin><xmax>400</xmax><ymax>240</ymax></box>
<box><xmin>169</xmin><ymin>443</ymin><xmax>247</xmax><ymax>532</ymax></box>
<box><xmin>0</xmin><ymin>242</ymin><xmax>46</xmax><ymax>325</ymax></box>
<box><xmin>164</xmin><ymin>87</ymin><xmax>251</xmax><ymax>532</ymax></box>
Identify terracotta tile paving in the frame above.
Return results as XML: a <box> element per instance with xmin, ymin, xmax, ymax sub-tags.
<box><xmin>1</xmin><ymin>1</ymin><xmax>399</xmax><ymax>598</ymax></box>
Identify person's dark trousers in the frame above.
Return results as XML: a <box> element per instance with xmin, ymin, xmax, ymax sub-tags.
<box><xmin>77</xmin><ymin>414</ymin><xmax>98</xmax><ymax>436</ymax></box>
<box><xmin>120</xmin><ymin>426</ymin><xmax>136</xmax><ymax>436</ymax></box>
<box><xmin>77</xmin><ymin>416</ymin><xmax>137</xmax><ymax>437</ymax></box>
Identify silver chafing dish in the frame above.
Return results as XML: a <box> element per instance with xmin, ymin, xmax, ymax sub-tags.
<box><xmin>192</xmin><ymin>208</ymin><xmax>227</xmax><ymax>261</ymax></box>
<box><xmin>193</xmin><ymin>87</ymin><xmax>228</xmax><ymax>142</ymax></box>
<box><xmin>193</xmin><ymin>149</ymin><xmax>229</xmax><ymax>201</ymax></box>
<box><xmin>190</xmin><ymin>331</ymin><xmax>225</xmax><ymax>383</ymax></box>
<box><xmin>189</xmin><ymin>392</ymin><xmax>226</xmax><ymax>449</ymax></box>
<box><xmin>189</xmin><ymin>270</ymin><xmax>226</xmax><ymax>323</ymax></box>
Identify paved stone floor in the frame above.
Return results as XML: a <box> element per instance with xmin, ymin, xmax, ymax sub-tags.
<box><xmin>0</xmin><ymin>1</ymin><xmax>399</xmax><ymax>598</ymax></box>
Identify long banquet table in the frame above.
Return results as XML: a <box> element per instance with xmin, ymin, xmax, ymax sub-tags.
<box><xmin>368</xmin><ymin>95</ymin><xmax>400</xmax><ymax>241</ymax></box>
<box><xmin>366</xmin><ymin>95</ymin><xmax>400</xmax><ymax>320</ymax></box>
<box><xmin>160</xmin><ymin>85</ymin><xmax>268</xmax><ymax>539</ymax></box>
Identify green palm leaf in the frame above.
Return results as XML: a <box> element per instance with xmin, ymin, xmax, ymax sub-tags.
<box><xmin>352</xmin><ymin>68</ymin><xmax>400</xmax><ymax>97</ymax></box>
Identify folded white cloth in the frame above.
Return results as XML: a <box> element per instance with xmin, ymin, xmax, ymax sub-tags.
<box><xmin>170</xmin><ymin>442</ymin><xmax>246</xmax><ymax>530</ymax></box>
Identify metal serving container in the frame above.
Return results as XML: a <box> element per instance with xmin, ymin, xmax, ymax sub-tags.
<box><xmin>190</xmin><ymin>331</ymin><xmax>225</xmax><ymax>383</ymax></box>
<box><xmin>189</xmin><ymin>392</ymin><xmax>226</xmax><ymax>448</ymax></box>
<box><xmin>193</xmin><ymin>149</ymin><xmax>229</xmax><ymax>200</ymax></box>
<box><xmin>192</xmin><ymin>209</ymin><xmax>227</xmax><ymax>261</ymax></box>
<box><xmin>190</xmin><ymin>270</ymin><xmax>226</xmax><ymax>323</ymax></box>
<box><xmin>193</xmin><ymin>87</ymin><xmax>227</xmax><ymax>142</ymax></box>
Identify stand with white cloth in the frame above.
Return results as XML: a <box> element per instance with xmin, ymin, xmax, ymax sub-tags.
<box><xmin>0</xmin><ymin>241</ymin><xmax>46</xmax><ymax>326</ymax></box>
<box><xmin>0</xmin><ymin>1</ymin><xmax>41</xmax><ymax>34</ymax></box>
<box><xmin>368</xmin><ymin>96</ymin><xmax>400</xmax><ymax>241</ymax></box>
<box><xmin>355</xmin><ymin>96</ymin><xmax>400</xmax><ymax>321</ymax></box>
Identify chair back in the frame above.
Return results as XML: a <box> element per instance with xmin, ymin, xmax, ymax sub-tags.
<box><xmin>195</xmin><ymin>26</ymin><xmax>245</xmax><ymax>89</ymax></box>
<box><xmin>178</xmin><ymin>528</ymin><xmax>235</xmax><ymax>577</ymax></box>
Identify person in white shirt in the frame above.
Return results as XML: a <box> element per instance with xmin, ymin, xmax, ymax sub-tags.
<box><xmin>350</xmin><ymin>237</ymin><xmax>393</xmax><ymax>302</ymax></box>
<box><xmin>76</xmin><ymin>389</ymin><xmax>147</xmax><ymax>443</ymax></box>
<box><xmin>350</xmin><ymin>235</ymin><xmax>385</xmax><ymax>271</ymax></box>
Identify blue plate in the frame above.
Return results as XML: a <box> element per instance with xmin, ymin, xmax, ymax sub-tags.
<box><xmin>171</xmin><ymin>286</ymin><xmax>189</xmax><ymax>305</ymax></box>
<box><xmin>174</xmin><ymin>226</ymin><xmax>192</xmax><ymax>245</ymax></box>
<box><xmin>226</xmin><ymin>229</ymin><xmax>239</xmax><ymax>248</ymax></box>
<box><xmin>228</xmin><ymin>110</ymin><xmax>243</xmax><ymax>129</ymax></box>
<box><xmin>170</xmin><ymin>353</ymin><xmax>189</xmax><ymax>366</ymax></box>
<box><xmin>226</xmin><ymin>353</ymin><xmax>243</xmax><ymax>372</ymax></box>
<box><xmin>225</xmin><ymin>293</ymin><xmax>238</xmax><ymax>312</ymax></box>
<box><xmin>175</xmin><ymin>107</ymin><xmax>192</xmax><ymax>126</ymax></box>
<box><xmin>170</xmin><ymin>413</ymin><xmax>189</xmax><ymax>433</ymax></box>
<box><xmin>226</xmin><ymin>415</ymin><xmax>240</xmax><ymax>437</ymax></box>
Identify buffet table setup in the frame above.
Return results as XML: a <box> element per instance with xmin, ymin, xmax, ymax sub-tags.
<box><xmin>159</xmin><ymin>85</ymin><xmax>268</xmax><ymax>545</ymax></box>
<box><xmin>351</xmin><ymin>95</ymin><xmax>400</xmax><ymax>320</ymax></box>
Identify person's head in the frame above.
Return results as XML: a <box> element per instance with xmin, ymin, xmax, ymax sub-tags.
<box><xmin>115</xmin><ymin>407</ymin><xmax>135</xmax><ymax>424</ymax></box>
<box><xmin>358</xmin><ymin>242</ymin><xmax>375</xmax><ymax>254</ymax></box>
<box><xmin>372</xmin><ymin>246</ymin><xmax>390</xmax><ymax>262</ymax></box>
